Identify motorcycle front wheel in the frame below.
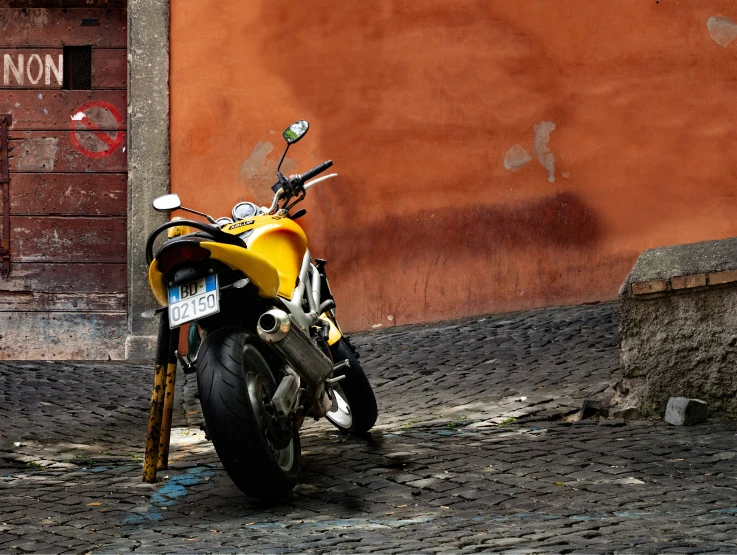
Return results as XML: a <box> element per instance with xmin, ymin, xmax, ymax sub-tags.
<box><xmin>326</xmin><ymin>338</ymin><xmax>378</xmax><ymax>435</ymax></box>
<box><xmin>195</xmin><ymin>326</ymin><xmax>300</xmax><ymax>500</ymax></box>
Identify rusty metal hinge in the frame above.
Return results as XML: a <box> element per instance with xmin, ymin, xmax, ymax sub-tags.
<box><xmin>0</xmin><ymin>114</ymin><xmax>11</xmax><ymax>278</ymax></box>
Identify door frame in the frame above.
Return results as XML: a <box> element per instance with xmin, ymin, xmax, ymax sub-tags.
<box><xmin>126</xmin><ymin>0</ymin><xmax>170</xmax><ymax>359</ymax></box>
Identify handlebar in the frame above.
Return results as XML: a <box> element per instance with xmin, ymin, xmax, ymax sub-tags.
<box><xmin>301</xmin><ymin>160</ymin><xmax>333</xmax><ymax>182</ymax></box>
<box><xmin>304</xmin><ymin>172</ymin><xmax>338</xmax><ymax>191</ymax></box>
<box><xmin>263</xmin><ymin>160</ymin><xmax>334</xmax><ymax>214</ymax></box>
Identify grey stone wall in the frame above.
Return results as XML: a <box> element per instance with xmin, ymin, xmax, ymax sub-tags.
<box><xmin>613</xmin><ymin>237</ymin><xmax>737</xmax><ymax>418</ymax></box>
<box><xmin>125</xmin><ymin>0</ymin><xmax>170</xmax><ymax>360</ymax></box>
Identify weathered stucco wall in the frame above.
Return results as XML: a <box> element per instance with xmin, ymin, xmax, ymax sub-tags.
<box><xmin>170</xmin><ymin>1</ymin><xmax>737</xmax><ymax>332</ymax></box>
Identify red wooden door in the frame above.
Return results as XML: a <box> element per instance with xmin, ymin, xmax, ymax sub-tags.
<box><xmin>0</xmin><ymin>3</ymin><xmax>127</xmax><ymax>359</ymax></box>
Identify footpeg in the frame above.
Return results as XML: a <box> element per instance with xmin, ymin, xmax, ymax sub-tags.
<box><xmin>326</xmin><ymin>360</ymin><xmax>349</xmax><ymax>384</ymax></box>
<box><xmin>333</xmin><ymin>360</ymin><xmax>350</xmax><ymax>372</ymax></box>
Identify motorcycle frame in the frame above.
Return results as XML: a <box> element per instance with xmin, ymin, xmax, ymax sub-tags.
<box><xmin>281</xmin><ymin>249</ymin><xmax>324</xmax><ymax>332</ymax></box>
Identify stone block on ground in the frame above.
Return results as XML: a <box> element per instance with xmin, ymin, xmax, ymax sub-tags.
<box><xmin>577</xmin><ymin>399</ymin><xmax>606</xmax><ymax>421</ymax></box>
<box><xmin>664</xmin><ymin>397</ymin><xmax>708</xmax><ymax>426</ymax></box>
<box><xmin>613</xmin><ymin>236</ymin><xmax>737</xmax><ymax>418</ymax></box>
<box><xmin>609</xmin><ymin>407</ymin><xmax>641</xmax><ymax>420</ymax></box>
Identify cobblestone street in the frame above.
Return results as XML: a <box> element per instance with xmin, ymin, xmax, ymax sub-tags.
<box><xmin>2</xmin><ymin>302</ymin><xmax>737</xmax><ymax>553</ymax></box>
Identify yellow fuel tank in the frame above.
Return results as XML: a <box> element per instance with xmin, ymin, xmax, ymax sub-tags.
<box><xmin>222</xmin><ymin>215</ymin><xmax>308</xmax><ymax>299</ymax></box>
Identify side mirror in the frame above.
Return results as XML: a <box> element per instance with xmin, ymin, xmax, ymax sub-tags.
<box><xmin>282</xmin><ymin>120</ymin><xmax>309</xmax><ymax>144</ymax></box>
<box><xmin>152</xmin><ymin>194</ymin><xmax>182</xmax><ymax>212</ymax></box>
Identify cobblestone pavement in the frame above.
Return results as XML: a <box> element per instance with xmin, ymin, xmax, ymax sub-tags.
<box><xmin>2</xmin><ymin>302</ymin><xmax>737</xmax><ymax>553</ymax></box>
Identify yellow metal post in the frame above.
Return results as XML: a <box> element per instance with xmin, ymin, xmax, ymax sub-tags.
<box><xmin>143</xmin><ymin>312</ymin><xmax>170</xmax><ymax>483</ymax></box>
<box><xmin>157</xmin><ymin>326</ymin><xmax>180</xmax><ymax>470</ymax></box>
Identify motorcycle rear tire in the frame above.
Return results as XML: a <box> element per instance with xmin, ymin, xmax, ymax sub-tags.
<box><xmin>326</xmin><ymin>338</ymin><xmax>378</xmax><ymax>434</ymax></box>
<box><xmin>195</xmin><ymin>326</ymin><xmax>300</xmax><ymax>500</ymax></box>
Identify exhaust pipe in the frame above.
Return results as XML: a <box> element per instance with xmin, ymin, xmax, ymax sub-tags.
<box><xmin>257</xmin><ymin>309</ymin><xmax>333</xmax><ymax>387</ymax></box>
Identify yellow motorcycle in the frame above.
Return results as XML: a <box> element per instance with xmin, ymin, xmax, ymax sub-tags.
<box><xmin>146</xmin><ymin>121</ymin><xmax>377</xmax><ymax>499</ymax></box>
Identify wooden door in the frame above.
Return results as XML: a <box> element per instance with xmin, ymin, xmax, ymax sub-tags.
<box><xmin>0</xmin><ymin>3</ymin><xmax>127</xmax><ymax>359</ymax></box>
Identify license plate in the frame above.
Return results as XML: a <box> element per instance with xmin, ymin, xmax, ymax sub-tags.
<box><xmin>168</xmin><ymin>275</ymin><xmax>219</xmax><ymax>328</ymax></box>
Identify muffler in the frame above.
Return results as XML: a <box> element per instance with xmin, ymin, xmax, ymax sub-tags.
<box><xmin>257</xmin><ymin>309</ymin><xmax>333</xmax><ymax>388</ymax></box>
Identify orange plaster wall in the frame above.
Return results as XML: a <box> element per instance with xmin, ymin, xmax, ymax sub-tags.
<box><xmin>170</xmin><ymin>1</ymin><xmax>737</xmax><ymax>332</ymax></box>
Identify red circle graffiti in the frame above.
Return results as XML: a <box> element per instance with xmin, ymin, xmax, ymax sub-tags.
<box><xmin>68</xmin><ymin>101</ymin><xmax>124</xmax><ymax>159</ymax></box>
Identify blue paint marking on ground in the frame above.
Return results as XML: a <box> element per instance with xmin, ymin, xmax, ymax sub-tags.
<box><xmin>90</xmin><ymin>466</ymin><xmax>112</xmax><ymax>473</ymax></box>
<box><xmin>569</xmin><ymin>514</ymin><xmax>609</xmax><ymax>521</ymax></box>
<box><xmin>613</xmin><ymin>511</ymin><xmax>647</xmax><ymax>518</ymax></box>
<box><xmin>124</xmin><ymin>511</ymin><xmax>163</xmax><ymax>524</ymax></box>
<box><xmin>151</xmin><ymin>467</ymin><xmax>214</xmax><ymax>506</ymax></box>
<box><xmin>123</xmin><ymin>466</ymin><xmax>215</xmax><ymax>524</ymax></box>
<box><xmin>711</xmin><ymin>507</ymin><xmax>737</xmax><ymax>514</ymax></box>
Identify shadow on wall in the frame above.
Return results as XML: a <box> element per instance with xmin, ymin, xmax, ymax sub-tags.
<box><xmin>324</xmin><ymin>191</ymin><xmax>601</xmax><ymax>268</ymax></box>
<box><xmin>314</xmin><ymin>190</ymin><xmax>618</xmax><ymax>330</ymax></box>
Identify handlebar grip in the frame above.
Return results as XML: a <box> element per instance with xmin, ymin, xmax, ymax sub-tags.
<box><xmin>301</xmin><ymin>160</ymin><xmax>333</xmax><ymax>182</ymax></box>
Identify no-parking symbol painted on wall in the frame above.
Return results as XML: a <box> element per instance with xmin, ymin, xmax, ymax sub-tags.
<box><xmin>69</xmin><ymin>101</ymin><xmax>124</xmax><ymax>158</ymax></box>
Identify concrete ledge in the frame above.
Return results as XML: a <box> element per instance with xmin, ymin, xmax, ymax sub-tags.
<box><xmin>621</xmin><ymin>236</ymin><xmax>737</xmax><ymax>295</ymax></box>
<box><xmin>613</xmin><ymin>237</ymin><xmax>737</xmax><ymax>418</ymax></box>
<box><xmin>124</xmin><ymin>335</ymin><xmax>158</xmax><ymax>362</ymax></box>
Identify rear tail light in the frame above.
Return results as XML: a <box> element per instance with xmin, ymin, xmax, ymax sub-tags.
<box><xmin>157</xmin><ymin>243</ymin><xmax>210</xmax><ymax>274</ymax></box>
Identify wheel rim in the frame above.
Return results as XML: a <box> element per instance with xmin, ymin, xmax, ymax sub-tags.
<box><xmin>243</xmin><ymin>345</ymin><xmax>296</xmax><ymax>472</ymax></box>
<box><xmin>327</xmin><ymin>385</ymin><xmax>353</xmax><ymax>429</ymax></box>
<box><xmin>271</xmin><ymin>434</ymin><xmax>295</xmax><ymax>471</ymax></box>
